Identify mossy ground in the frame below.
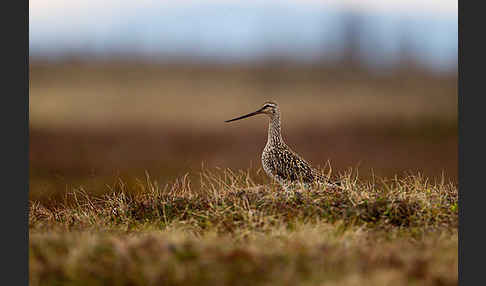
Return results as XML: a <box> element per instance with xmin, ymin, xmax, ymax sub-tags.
<box><xmin>30</xmin><ymin>168</ymin><xmax>458</xmax><ymax>286</ymax></box>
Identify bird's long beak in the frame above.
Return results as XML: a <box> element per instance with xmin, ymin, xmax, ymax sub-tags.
<box><xmin>225</xmin><ymin>108</ymin><xmax>264</xmax><ymax>123</ymax></box>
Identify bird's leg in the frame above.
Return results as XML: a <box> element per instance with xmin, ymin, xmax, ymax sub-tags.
<box><xmin>294</xmin><ymin>190</ymin><xmax>303</xmax><ymax>201</ymax></box>
<box><xmin>280</xmin><ymin>184</ymin><xmax>295</xmax><ymax>200</ymax></box>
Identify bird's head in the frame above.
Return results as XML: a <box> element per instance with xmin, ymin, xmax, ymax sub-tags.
<box><xmin>225</xmin><ymin>101</ymin><xmax>279</xmax><ymax>123</ymax></box>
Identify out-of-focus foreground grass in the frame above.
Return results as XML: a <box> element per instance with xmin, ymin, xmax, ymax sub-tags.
<box><xmin>30</xmin><ymin>168</ymin><xmax>457</xmax><ymax>286</ymax></box>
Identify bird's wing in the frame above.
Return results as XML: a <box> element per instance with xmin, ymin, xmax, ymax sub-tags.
<box><xmin>271</xmin><ymin>148</ymin><xmax>316</xmax><ymax>183</ymax></box>
<box><xmin>283</xmin><ymin>148</ymin><xmax>344</xmax><ymax>188</ymax></box>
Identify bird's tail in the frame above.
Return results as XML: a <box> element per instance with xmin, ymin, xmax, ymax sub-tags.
<box><xmin>322</xmin><ymin>180</ymin><xmax>345</xmax><ymax>189</ymax></box>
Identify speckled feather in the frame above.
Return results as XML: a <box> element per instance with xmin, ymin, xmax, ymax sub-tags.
<box><xmin>226</xmin><ymin>101</ymin><xmax>339</xmax><ymax>190</ymax></box>
<box><xmin>262</xmin><ymin>144</ymin><xmax>325</xmax><ymax>186</ymax></box>
<box><xmin>260</xmin><ymin>102</ymin><xmax>331</xmax><ymax>189</ymax></box>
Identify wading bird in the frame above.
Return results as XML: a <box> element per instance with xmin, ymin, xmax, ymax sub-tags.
<box><xmin>225</xmin><ymin>101</ymin><xmax>341</xmax><ymax>191</ymax></box>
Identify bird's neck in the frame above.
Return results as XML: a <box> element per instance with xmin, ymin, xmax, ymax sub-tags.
<box><xmin>267</xmin><ymin>114</ymin><xmax>283</xmax><ymax>146</ymax></box>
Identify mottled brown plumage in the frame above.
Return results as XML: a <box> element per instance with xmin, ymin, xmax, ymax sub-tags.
<box><xmin>225</xmin><ymin>101</ymin><xmax>340</xmax><ymax>190</ymax></box>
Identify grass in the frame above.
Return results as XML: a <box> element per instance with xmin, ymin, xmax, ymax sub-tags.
<box><xmin>30</xmin><ymin>168</ymin><xmax>458</xmax><ymax>286</ymax></box>
<box><xmin>29</xmin><ymin>61</ymin><xmax>458</xmax><ymax>285</ymax></box>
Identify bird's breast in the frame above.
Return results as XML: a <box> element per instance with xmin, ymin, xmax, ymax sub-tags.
<box><xmin>261</xmin><ymin>147</ymin><xmax>277</xmax><ymax>178</ymax></box>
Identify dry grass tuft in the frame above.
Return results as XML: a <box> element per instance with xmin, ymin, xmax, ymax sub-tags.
<box><xmin>30</xmin><ymin>168</ymin><xmax>457</xmax><ymax>233</ymax></box>
<box><xmin>30</xmin><ymin>168</ymin><xmax>457</xmax><ymax>286</ymax></box>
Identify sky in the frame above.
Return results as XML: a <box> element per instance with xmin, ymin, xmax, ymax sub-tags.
<box><xmin>29</xmin><ymin>0</ymin><xmax>458</xmax><ymax>71</ymax></box>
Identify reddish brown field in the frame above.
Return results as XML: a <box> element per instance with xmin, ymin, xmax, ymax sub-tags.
<box><xmin>29</xmin><ymin>61</ymin><xmax>457</xmax><ymax>200</ymax></box>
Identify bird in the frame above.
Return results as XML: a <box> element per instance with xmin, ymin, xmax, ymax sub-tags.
<box><xmin>225</xmin><ymin>101</ymin><xmax>341</xmax><ymax>191</ymax></box>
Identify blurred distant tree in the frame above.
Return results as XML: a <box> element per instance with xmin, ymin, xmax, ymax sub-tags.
<box><xmin>398</xmin><ymin>25</ymin><xmax>418</xmax><ymax>69</ymax></box>
<box><xmin>339</xmin><ymin>10</ymin><xmax>364</xmax><ymax>67</ymax></box>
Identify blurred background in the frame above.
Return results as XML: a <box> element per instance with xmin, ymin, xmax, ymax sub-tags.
<box><xmin>29</xmin><ymin>0</ymin><xmax>457</xmax><ymax>201</ymax></box>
